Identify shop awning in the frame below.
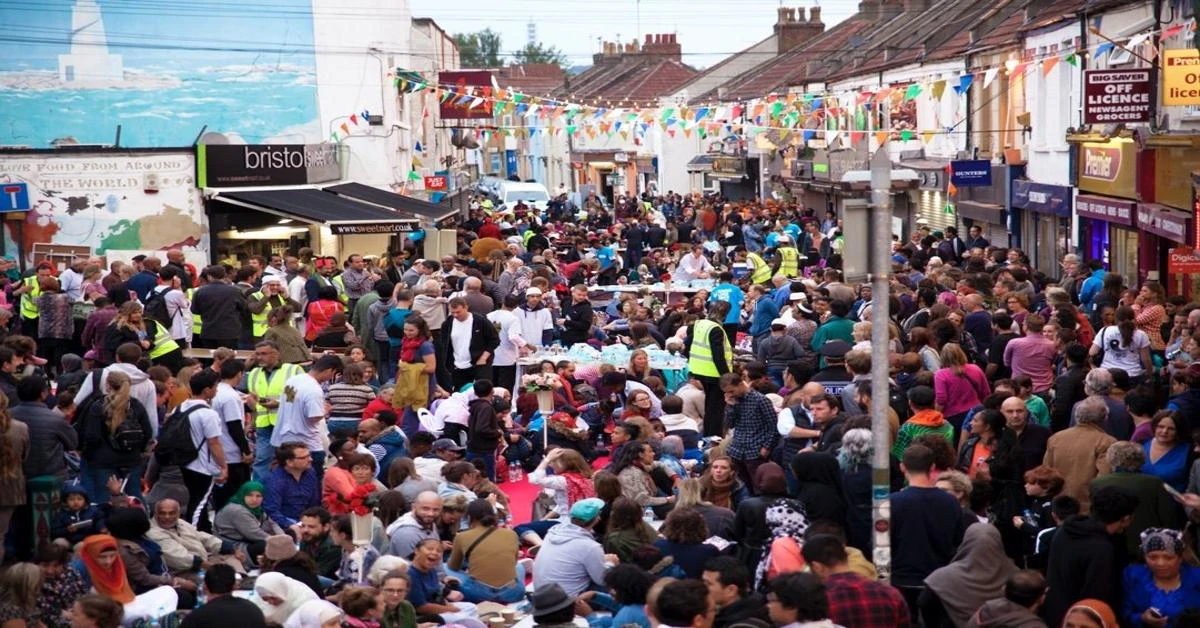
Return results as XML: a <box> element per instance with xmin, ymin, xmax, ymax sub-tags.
<box><xmin>686</xmin><ymin>154</ymin><xmax>714</xmax><ymax>173</ymax></box>
<box><xmin>324</xmin><ymin>182</ymin><xmax>458</xmax><ymax>223</ymax></box>
<box><xmin>214</xmin><ymin>189</ymin><xmax>420</xmax><ymax>235</ymax></box>
<box><xmin>955</xmin><ymin>200</ymin><xmax>1005</xmax><ymax>223</ymax></box>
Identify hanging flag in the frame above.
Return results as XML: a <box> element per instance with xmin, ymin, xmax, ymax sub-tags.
<box><xmin>802</xmin><ymin>129</ymin><xmax>816</xmax><ymax>143</ymax></box>
<box><xmin>1162</xmin><ymin>23</ymin><xmax>1187</xmax><ymax>39</ymax></box>
<box><xmin>921</xmin><ymin>131</ymin><xmax>935</xmax><ymax>144</ymax></box>
<box><xmin>350</xmin><ymin>114</ymin><xmax>359</xmax><ymax>125</ymax></box>
<box><xmin>1065</xmin><ymin>53</ymin><xmax>1079</xmax><ymax>66</ymax></box>
<box><xmin>904</xmin><ymin>84</ymin><xmax>922</xmax><ymax>101</ymax></box>
<box><xmin>340</xmin><ymin>122</ymin><xmax>350</xmax><ymax>135</ymax></box>
<box><xmin>931</xmin><ymin>80</ymin><xmax>947</xmax><ymax>100</ymax></box>
<box><xmin>874</xmin><ymin>131</ymin><xmax>889</xmax><ymax>145</ymax></box>
<box><xmin>1042</xmin><ymin>56</ymin><xmax>1060</xmax><ymax>76</ymax></box>
<box><xmin>1095</xmin><ymin>42</ymin><xmax>1115</xmax><ymax>58</ymax></box>
<box><xmin>408</xmin><ymin>170</ymin><xmax>421</xmax><ymax>181</ymax></box>
<box><xmin>1128</xmin><ymin>32</ymin><xmax>1150</xmax><ymax>48</ymax></box>
<box><xmin>414</xmin><ymin>141</ymin><xmax>423</xmax><ymax>153</ymax></box>
<box><xmin>412</xmin><ymin>156</ymin><xmax>423</xmax><ymax>168</ymax></box>
<box><xmin>361</xmin><ymin>109</ymin><xmax>370</xmax><ymax>121</ymax></box>
<box><xmin>953</xmin><ymin>74</ymin><xmax>974</xmax><ymax>95</ymax></box>
<box><xmin>900</xmin><ymin>130</ymin><xmax>914</xmax><ymax>141</ymax></box>
<box><xmin>331</xmin><ymin>132</ymin><xmax>340</xmax><ymax>142</ymax></box>
<box><xmin>947</xmin><ymin>181</ymin><xmax>958</xmax><ymax>197</ymax></box>
<box><xmin>983</xmin><ymin>67</ymin><xmax>1000</xmax><ymax>89</ymax></box>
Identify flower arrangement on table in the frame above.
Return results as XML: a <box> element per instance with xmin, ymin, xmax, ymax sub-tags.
<box><xmin>522</xmin><ymin>372</ymin><xmax>561</xmax><ymax>393</ymax></box>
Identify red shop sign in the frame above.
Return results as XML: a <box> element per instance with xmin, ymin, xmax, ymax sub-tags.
<box><xmin>423</xmin><ymin>175</ymin><xmax>448</xmax><ymax>191</ymax></box>
<box><xmin>1168</xmin><ymin>247</ymin><xmax>1200</xmax><ymax>273</ymax></box>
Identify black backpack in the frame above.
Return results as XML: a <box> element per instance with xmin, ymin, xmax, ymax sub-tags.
<box><xmin>889</xmin><ymin>382</ymin><xmax>912</xmax><ymax>423</ymax></box>
<box><xmin>109</xmin><ymin>411</ymin><xmax>149</xmax><ymax>454</ymax></box>
<box><xmin>143</xmin><ymin>286</ymin><xmax>177</xmax><ymax>329</ymax></box>
<box><xmin>154</xmin><ymin>405</ymin><xmax>202</xmax><ymax>467</ymax></box>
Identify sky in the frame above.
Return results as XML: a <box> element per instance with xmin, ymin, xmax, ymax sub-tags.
<box><xmin>407</xmin><ymin>0</ymin><xmax>860</xmax><ymax>69</ymax></box>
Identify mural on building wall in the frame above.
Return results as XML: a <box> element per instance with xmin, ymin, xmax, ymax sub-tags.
<box><xmin>0</xmin><ymin>153</ymin><xmax>207</xmax><ymax>262</ymax></box>
<box><xmin>0</xmin><ymin>0</ymin><xmax>321</xmax><ymax>147</ymax></box>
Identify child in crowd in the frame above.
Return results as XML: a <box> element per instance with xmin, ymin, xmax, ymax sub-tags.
<box><xmin>52</xmin><ymin>486</ymin><xmax>106</xmax><ymax>546</ymax></box>
<box><xmin>1029</xmin><ymin>494</ymin><xmax>1080</xmax><ymax>570</ymax></box>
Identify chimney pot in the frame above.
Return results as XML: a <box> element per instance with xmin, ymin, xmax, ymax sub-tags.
<box><xmin>645</xmin><ymin>33</ymin><xmax>653</xmax><ymax>44</ymax></box>
<box><xmin>777</xmin><ymin>7</ymin><xmax>788</xmax><ymax>23</ymax></box>
<box><xmin>810</xmin><ymin>6</ymin><xmax>822</xmax><ymax>22</ymax></box>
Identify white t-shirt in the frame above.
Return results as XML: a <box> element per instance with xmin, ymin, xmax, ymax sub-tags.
<box><xmin>179</xmin><ymin>399</ymin><xmax>224</xmax><ymax>477</ymax></box>
<box><xmin>212</xmin><ymin>382</ymin><xmax>245</xmax><ymax>463</ymax></box>
<box><xmin>514</xmin><ymin>307</ymin><xmax>554</xmax><ymax>349</ymax></box>
<box><xmin>450</xmin><ymin>316</ymin><xmax>474</xmax><ymax>369</ymax></box>
<box><xmin>270</xmin><ymin>373</ymin><xmax>327</xmax><ymax>451</ymax></box>
<box><xmin>1094</xmin><ymin>325</ymin><xmax>1150</xmax><ymax>376</ymax></box>
<box><xmin>487</xmin><ymin>309</ymin><xmax>523</xmax><ymax>367</ymax></box>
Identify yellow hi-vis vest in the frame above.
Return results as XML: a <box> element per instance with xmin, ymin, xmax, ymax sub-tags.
<box><xmin>747</xmin><ymin>252</ymin><xmax>772</xmax><ymax>284</ymax></box>
<box><xmin>330</xmin><ymin>275</ymin><xmax>350</xmax><ymax>304</ymax></box>
<box><xmin>250</xmin><ymin>291</ymin><xmax>275</xmax><ymax>338</ymax></box>
<box><xmin>688</xmin><ymin>318</ymin><xmax>731</xmax><ymax>378</ymax></box>
<box><xmin>778</xmin><ymin>246</ymin><xmax>801</xmax><ymax>279</ymax></box>
<box><xmin>186</xmin><ymin>288</ymin><xmax>202</xmax><ymax>335</ymax></box>
<box><xmin>247</xmin><ymin>363</ymin><xmax>303</xmax><ymax>428</ymax></box>
<box><xmin>19</xmin><ymin>276</ymin><xmax>41</xmax><ymax>319</ymax></box>
<box><xmin>147</xmin><ymin>320</ymin><xmax>180</xmax><ymax>360</ymax></box>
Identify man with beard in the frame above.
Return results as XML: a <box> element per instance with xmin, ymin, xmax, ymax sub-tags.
<box><xmin>297</xmin><ymin>506</ymin><xmax>341</xmax><ymax>579</ymax></box>
<box><xmin>388</xmin><ymin>491</ymin><xmax>443</xmax><ymax>559</ymax></box>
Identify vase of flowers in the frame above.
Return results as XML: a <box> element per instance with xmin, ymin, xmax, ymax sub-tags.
<box><xmin>346</xmin><ymin>484</ymin><xmax>379</xmax><ymax>545</ymax></box>
<box><xmin>522</xmin><ymin>373</ymin><xmax>558</xmax><ymax>414</ymax></box>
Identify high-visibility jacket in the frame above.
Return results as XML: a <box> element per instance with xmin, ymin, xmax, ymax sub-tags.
<box><xmin>147</xmin><ymin>320</ymin><xmax>180</xmax><ymax>360</ymax></box>
<box><xmin>249</xmin><ymin>291</ymin><xmax>277</xmax><ymax>338</ymax></box>
<box><xmin>747</xmin><ymin>252</ymin><xmax>772</xmax><ymax>284</ymax></box>
<box><xmin>778</xmin><ymin>247</ymin><xmax>801</xmax><ymax>278</ymax></box>
<box><xmin>330</xmin><ymin>275</ymin><xmax>350</xmax><ymax>304</ymax></box>
<box><xmin>688</xmin><ymin>319</ymin><xmax>731</xmax><ymax>378</ymax></box>
<box><xmin>186</xmin><ymin>288</ymin><xmax>202</xmax><ymax>335</ymax></box>
<box><xmin>247</xmin><ymin>363</ymin><xmax>304</xmax><ymax>428</ymax></box>
<box><xmin>19</xmin><ymin>276</ymin><xmax>41</xmax><ymax>319</ymax></box>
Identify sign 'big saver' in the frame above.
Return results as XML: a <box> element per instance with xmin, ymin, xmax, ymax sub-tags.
<box><xmin>1163</xmin><ymin>49</ymin><xmax>1200</xmax><ymax>106</ymax></box>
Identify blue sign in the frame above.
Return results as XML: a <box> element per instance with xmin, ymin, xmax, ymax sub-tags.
<box><xmin>1011</xmin><ymin>180</ymin><xmax>1072</xmax><ymax>217</ymax></box>
<box><xmin>0</xmin><ymin>182</ymin><xmax>29</xmax><ymax>212</ymax></box>
<box><xmin>950</xmin><ymin>160</ymin><xmax>992</xmax><ymax>187</ymax></box>
<box><xmin>505</xmin><ymin>150</ymin><xmax>518</xmax><ymax>178</ymax></box>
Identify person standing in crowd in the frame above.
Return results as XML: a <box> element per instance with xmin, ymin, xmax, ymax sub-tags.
<box><xmin>436</xmin><ymin>297</ymin><xmax>499</xmax><ymax>393</ymax></box>
<box><xmin>720</xmin><ymin>373</ymin><xmax>779</xmax><ymax>489</ymax></box>
<box><xmin>686</xmin><ymin>300</ymin><xmax>733</xmax><ymax>436</ymax></box>
<box><xmin>340</xmin><ymin>255</ymin><xmax>380</xmax><ymax>312</ymax></box>
<box><xmin>191</xmin><ymin>265</ymin><xmax>249</xmax><ymax>350</ymax></box>
<box><xmin>271</xmin><ymin>355</ymin><xmax>344</xmax><ymax>482</ymax></box>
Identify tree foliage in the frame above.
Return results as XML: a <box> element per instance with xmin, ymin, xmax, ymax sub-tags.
<box><xmin>454</xmin><ymin>28</ymin><xmax>503</xmax><ymax>68</ymax></box>
<box><xmin>513</xmin><ymin>42</ymin><xmax>569</xmax><ymax>68</ymax></box>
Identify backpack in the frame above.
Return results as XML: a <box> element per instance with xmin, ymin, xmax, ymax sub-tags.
<box><xmin>888</xmin><ymin>382</ymin><xmax>911</xmax><ymax>424</ymax></box>
<box><xmin>108</xmin><ymin>410</ymin><xmax>149</xmax><ymax>454</ymax></box>
<box><xmin>72</xmin><ymin>370</ymin><xmax>105</xmax><ymax>427</ymax></box>
<box><xmin>143</xmin><ymin>286</ymin><xmax>178</xmax><ymax>329</ymax></box>
<box><xmin>154</xmin><ymin>405</ymin><xmax>203</xmax><ymax>467</ymax></box>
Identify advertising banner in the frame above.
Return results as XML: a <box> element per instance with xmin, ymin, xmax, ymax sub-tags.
<box><xmin>197</xmin><ymin>144</ymin><xmax>340</xmax><ymax>188</ymax></box>
<box><xmin>1083</xmin><ymin>69</ymin><xmax>1152</xmax><ymax>123</ymax></box>
<box><xmin>950</xmin><ymin>160</ymin><xmax>992</xmax><ymax>187</ymax></box>
<box><xmin>1164</xmin><ymin>49</ymin><xmax>1200</xmax><ymax>106</ymax></box>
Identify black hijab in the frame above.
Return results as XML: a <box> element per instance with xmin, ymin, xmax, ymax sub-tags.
<box><xmin>790</xmin><ymin>452</ymin><xmax>849</xmax><ymax>528</ymax></box>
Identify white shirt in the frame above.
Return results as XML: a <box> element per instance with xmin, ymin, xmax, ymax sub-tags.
<box><xmin>180</xmin><ymin>399</ymin><xmax>224</xmax><ymax>476</ymax></box>
<box><xmin>161</xmin><ymin>286</ymin><xmax>193</xmax><ymax>343</ymax></box>
<box><xmin>270</xmin><ymin>373</ymin><xmax>327</xmax><ymax>451</ymax></box>
<box><xmin>59</xmin><ymin>267</ymin><xmax>84</xmax><ymax>301</ymax></box>
<box><xmin>1094</xmin><ymin>325</ymin><xmax>1150</xmax><ymax>376</ymax></box>
<box><xmin>212</xmin><ymin>382</ymin><xmax>245</xmax><ymax>462</ymax></box>
<box><xmin>287</xmin><ymin>275</ymin><xmax>309</xmax><ymax>317</ymax></box>
<box><xmin>487</xmin><ymin>309</ymin><xmax>525</xmax><ymax>367</ymax></box>
<box><xmin>674</xmin><ymin>253</ymin><xmax>712</xmax><ymax>282</ymax></box>
<box><xmin>514</xmin><ymin>306</ymin><xmax>554</xmax><ymax>349</ymax></box>
<box><xmin>450</xmin><ymin>316</ymin><xmax>473</xmax><ymax>369</ymax></box>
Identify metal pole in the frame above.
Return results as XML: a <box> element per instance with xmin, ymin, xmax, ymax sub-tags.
<box><xmin>868</xmin><ymin>143</ymin><xmax>893</xmax><ymax>581</ymax></box>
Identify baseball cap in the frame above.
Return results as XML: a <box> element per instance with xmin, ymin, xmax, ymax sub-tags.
<box><xmin>525</xmin><ymin>287</ymin><xmax>543</xmax><ymax>296</ymax></box>
<box><xmin>818</xmin><ymin>339</ymin><xmax>852</xmax><ymax>358</ymax></box>
<box><xmin>432</xmin><ymin>438</ymin><xmax>465</xmax><ymax>452</ymax></box>
<box><xmin>569</xmin><ymin>498</ymin><xmax>606</xmax><ymax>524</ymax></box>
<box><xmin>131</xmin><ymin>254</ymin><xmax>147</xmax><ymax>262</ymax></box>
<box><xmin>771</xmin><ymin>318</ymin><xmax>788</xmax><ymax>328</ymax></box>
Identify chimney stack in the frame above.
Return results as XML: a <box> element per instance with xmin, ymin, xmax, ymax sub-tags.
<box><xmin>775</xmin><ymin>5</ymin><xmax>826</xmax><ymax>52</ymax></box>
<box><xmin>641</xmin><ymin>32</ymin><xmax>682</xmax><ymax>60</ymax></box>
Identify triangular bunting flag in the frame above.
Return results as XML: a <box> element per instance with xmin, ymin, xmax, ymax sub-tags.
<box><xmin>349</xmin><ymin>114</ymin><xmax>358</xmax><ymax>125</ymax></box>
<box><xmin>1042</xmin><ymin>56</ymin><xmax>1059</xmax><ymax>77</ymax></box>
<box><xmin>875</xmin><ymin>131</ymin><xmax>889</xmax><ymax>145</ymax></box>
<box><xmin>900</xmin><ymin>130</ymin><xmax>914</xmax><ymax>141</ymax></box>
<box><xmin>414</xmin><ymin>141</ymin><xmax>423</xmax><ymax>153</ymax></box>
<box><xmin>983</xmin><ymin>67</ymin><xmax>1000</xmax><ymax>89</ymax></box>
<box><xmin>931</xmin><ymin>80</ymin><xmax>947</xmax><ymax>100</ymax></box>
<box><xmin>904</xmin><ymin>83</ymin><xmax>922</xmax><ymax>101</ymax></box>
<box><xmin>340</xmin><ymin>122</ymin><xmax>350</xmax><ymax>135</ymax></box>
<box><xmin>953</xmin><ymin>74</ymin><xmax>974</xmax><ymax>95</ymax></box>
<box><xmin>408</xmin><ymin>170</ymin><xmax>421</xmax><ymax>181</ymax></box>
<box><xmin>361</xmin><ymin>109</ymin><xmax>370</xmax><ymax>121</ymax></box>
<box><xmin>412</xmin><ymin>156</ymin><xmax>423</xmax><ymax>168</ymax></box>
<box><xmin>947</xmin><ymin>181</ymin><xmax>958</xmax><ymax>197</ymax></box>
<box><xmin>1162</xmin><ymin>23</ymin><xmax>1187</xmax><ymax>39</ymax></box>
<box><xmin>1065</xmin><ymin>53</ymin><xmax>1078</xmax><ymax>67</ymax></box>
<box><xmin>330</xmin><ymin>132</ymin><xmax>339</xmax><ymax>142</ymax></box>
<box><xmin>921</xmin><ymin>131</ymin><xmax>935</xmax><ymax>144</ymax></box>
<box><xmin>1096</xmin><ymin>42</ymin><xmax>1115</xmax><ymax>57</ymax></box>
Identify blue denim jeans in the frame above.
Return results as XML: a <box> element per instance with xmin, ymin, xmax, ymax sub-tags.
<box><xmin>80</xmin><ymin>460</ymin><xmax>144</xmax><ymax>501</ymax></box>
<box><xmin>466</xmin><ymin>450</ymin><xmax>496</xmax><ymax>482</ymax></box>
<box><xmin>445</xmin><ymin>562</ymin><xmax>527</xmax><ymax>603</ymax></box>
<box><xmin>377</xmin><ymin>340</ymin><xmax>398</xmax><ymax>385</ymax></box>
<box><xmin>327</xmin><ymin>418</ymin><xmax>362</xmax><ymax>437</ymax></box>
<box><xmin>252</xmin><ymin>424</ymin><xmax>274</xmax><ymax>482</ymax></box>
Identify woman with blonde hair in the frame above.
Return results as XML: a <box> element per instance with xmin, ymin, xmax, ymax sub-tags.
<box><xmin>0</xmin><ymin>392</ymin><xmax>27</xmax><ymax>564</ymax></box>
<box><xmin>0</xmin><ymin>562</ymin><xmax>43</xmax><ymax>627</ymax></box>
<box><xmin>933</xmin><ymin>343</ymin><xmax>991</xmax><ymax>442</ymax></box>
<box><xmin>675</xmin><ymin>477</ymin><xmax>735</xmax><ymax>539</ymax></box>
<box><xmin>77</xmin><ymin>370</ymin><xmax>153</xmax><ymax>500</ymax></box>
<box><xmin>103</xmin><ymin>301</ymin><xmax>150</xmax><ymax>359</ymax></box>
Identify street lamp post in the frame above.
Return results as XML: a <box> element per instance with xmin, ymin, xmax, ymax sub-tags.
<box><xmin>869</xmin><ymin>143</ymin><xmax>893</xmax><ymax>581</ymax></box>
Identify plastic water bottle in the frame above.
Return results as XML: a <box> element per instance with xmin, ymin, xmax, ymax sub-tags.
<box><xmin>149</xmin><ymin>606</ymin><xmax>163</xmax><ymax>628</ymax></box>
<box><xmin>195</xmin><ymin>569</ymin><xmax>206</xmax><ymax>607</ymax></box>
<box><xmin>643</xmin><ymin>506</ymin><xmax>655</xmax><ymax>523</ymax></box>
<box><xmin>508</xmin><ymin>465</ymin><xmax>523</xmax><ymax>483</ymax></box>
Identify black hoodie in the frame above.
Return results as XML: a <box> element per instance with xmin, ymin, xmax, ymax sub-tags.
<box><xmin>713</xmin><ymin>593</ymin><xmax>770</xmax><ymax>628</ymax></box>
<box><xmin>1040</xmin><ymin>514</ymin><xmax>1125</xmax><ymax>627</ymax></box>
<box><xmin>466</xmin><ymin>397</ymin><xmax>501</xmax><ymax>453</ymax></box>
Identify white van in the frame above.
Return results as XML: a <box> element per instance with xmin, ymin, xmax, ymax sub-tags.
<box><xmin>496</xmin><ymin>181</ymin><xmax>551</xmax><ymax>214</ymax></box>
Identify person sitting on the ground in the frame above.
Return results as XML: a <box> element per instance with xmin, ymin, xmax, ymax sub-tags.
<box><xmin>406</xmin><ymin>538</ymin><xmax>477</xmax><ymax>624</ymax></box>
<box><xmin>534</xmin><ymin>498</ymin><xmax>621</xmax><ymax>596</ymax></box>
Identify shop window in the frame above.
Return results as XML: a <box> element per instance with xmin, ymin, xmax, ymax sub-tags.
<box><xmin>1109</xmin><ymin>228</ymin><xmax>1139</xmax><ymax>287</ymax></box>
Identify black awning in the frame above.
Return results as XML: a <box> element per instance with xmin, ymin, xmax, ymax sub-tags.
<box><xmin>324</xmin><ymin>182</ymin><xmax>458</xmax><ymax>223</ymax></box>
<box><xmin>686</xmin><ymin>154</ymin><xmax>714</xmax><ymax>173</ymax></box>
<box><xmin>215</xmin><ymin>188</ymin><xmax>420</xmax><ymax>234</ymax></box>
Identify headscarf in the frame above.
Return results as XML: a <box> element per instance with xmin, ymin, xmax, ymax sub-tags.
<box><xmin>230</xmin><ymin>481</ymin><xmax>266</xmax><ymax>518</ymax></box>
<box><xmin>283</xmin><ymin>600</ymin><xmax>344</xmax><ymax>628</ymax></box>
<box><xmin>790</xmin><ymin>452</ymin><xmax>849</xmax><ymax>527</ymax></box>
<box><xmin>1140</xmin><ymin>527</ymin><xmax>1185</xmax><ymax>556</ymax></box>
<box><xmin>79</xmin><ymin>534</ymin><xmax>136</xmax><ymax>604</ymax></box>
<box><xmin>752</xmin><ymin>462</ymin><xmax>787</xmax><ymax>497</ymax></box>
<box><xmin>754</xmin><ymin>497</ymin><xmax>809</xmax><ymax>588</ymax></box>
<box><xmin>254</xmin><ymin>572</ymin><xmax>319</xmax><ymax>625</ymax></box>
<box><xmin>1064</xmin><ymin>600</ymin><xmax>1118</xmax><ymax>628</ymax></box>
<box><xmin>923</xmin><ymin>523</ymin><xmax>1017</xmax><ymax>627</ymax></box>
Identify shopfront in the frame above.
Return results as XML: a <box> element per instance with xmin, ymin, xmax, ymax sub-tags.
<box><xmin>899</xmin><ymin>156</ymin><xmax>953</xmax><ymax>233</ymax></box>
<box><xmin>569</xmin><ymin>150</ymin><xmax>638</xmax><ymax>204</ymax></box>
<box><xmin>952</xmin><ymin>161</ymin><xmax>1009</xmax><ymax>248</ymax></box>
<box><xmin>711</xmin><ymin>154</ymin><xmax>759</xmax><ymax>200</ymax></box>
<box><xmin>1143</xmin><ymin>141</ymin><xmax>1200</xmax><ymax>295</ymax></box>
<box><xmin>1135</xmin><ymin>203</ymin><xmax>1193</xmax><ymax>290</ymax></box>
<box><xmin>1076</xmin><ymin>194</ymin><xmax>1137</xmax><ymax>284</ymax></box>
<box><xmin>198</xmin><ymin>143</ymin><xmax>452</xmax><ymax>262</ymax></box>
<box><xmin>1011</xmin><ymin>180</ymin><xmax>1072</xmax><ymax>273</ymax></box>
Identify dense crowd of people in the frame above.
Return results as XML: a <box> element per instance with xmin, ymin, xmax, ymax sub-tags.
<box><xmin>1</xmin><ymin>189</ymin><xmax>1200</xmax><ymax>628</ymax></box>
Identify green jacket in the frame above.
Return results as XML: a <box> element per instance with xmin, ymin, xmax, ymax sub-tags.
<box><xmin>381</xmin><ymin>601</ymin><xmax>417</xmax><ymax>628</ymax></box>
